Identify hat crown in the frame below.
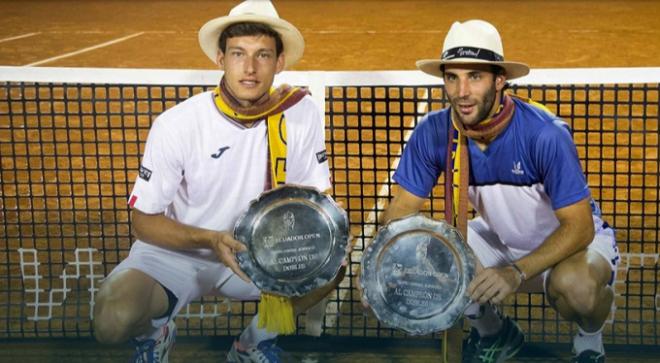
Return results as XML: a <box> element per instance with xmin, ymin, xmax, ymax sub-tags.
<box><xmin>229</xmin><ymin>0</ymin><xmax>280</xmax><ymax>18</ymax></box>
<box><xmin>442</xmin><ymin>20</ymin><xmax>504</xmax><ymax>59</ymax></box>
<box><xmin>415</xmin><ymin>19</ymin><xmax>529</xmax><ymax>80</ymax></box>
<box><xmin>198</xmin><ymin>0</ymin><xmax>305</xmax><ymax>68</ymax></box>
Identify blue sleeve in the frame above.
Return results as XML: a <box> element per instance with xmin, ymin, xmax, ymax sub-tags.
<box><xmin>534</xmin><ymin>120</ymin><xmax>590</xmax><ymax>209</ymax></box>
<box><xmin>392</xmin><ymin>114</ymin><xmax>445</xmax><ymax>198</ymax></box>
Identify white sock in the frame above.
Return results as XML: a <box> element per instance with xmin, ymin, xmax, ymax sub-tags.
<box><xmin>573</xmin><ymin>326</ymin><xmax>604</xmax><ymax>354</ymax></box>
<box><xmin>238</xmin><ymin>314</ymin><xmax>278</xmax><ymax>349</ymax></box>
<box><xmin>465</xmin><ymin>303</ymin><xmax>503</xmax><ymax>338</ymax></box>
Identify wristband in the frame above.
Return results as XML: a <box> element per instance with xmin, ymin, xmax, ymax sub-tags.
<box><xmin>511</xmin><ymin>262</ymin><xmax>527</xmax><ymax>281</ymax></box>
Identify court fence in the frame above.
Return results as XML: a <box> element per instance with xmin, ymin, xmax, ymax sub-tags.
<box><xmin>1</xmin><ymin>66</ymin><xmax>659</xmax><ymax>346</ymax></box>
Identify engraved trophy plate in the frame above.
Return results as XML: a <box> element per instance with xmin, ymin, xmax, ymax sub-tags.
<box><xmin>360</xmin><ymin>214</ymin><xmax>475</xmax><ymax>335</ymax></box>
<box><xmin>234</xmin><ymin>185</ymin><xmax>349</xmax><ymax>297</ymax></box>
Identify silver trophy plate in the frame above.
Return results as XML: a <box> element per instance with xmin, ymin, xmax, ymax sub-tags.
<box><xmin>360</xmin><ymin>214</ymin><xmax>475</xmax><ymax>335</ymax></box>
<box><xmin>234</xmin><ymin>185</ymin><xmax>349</xmax><ymax>297</ymax></box>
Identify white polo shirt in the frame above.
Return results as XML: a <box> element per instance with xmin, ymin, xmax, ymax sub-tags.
<box><xmin>129</xmin><ymin>90</ymin><xmax>331</xmax><ymax>260</ymax></box>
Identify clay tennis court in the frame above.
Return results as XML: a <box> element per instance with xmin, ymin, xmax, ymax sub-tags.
<box><xmin>1</xmin><ymin>1</ymin><xmax>659</xmax><ymax>362</ymax></box>
<box><xmin>2</xmin><ymin>1</ymin><xmax>660</xmax><ymax>70</ymax></box>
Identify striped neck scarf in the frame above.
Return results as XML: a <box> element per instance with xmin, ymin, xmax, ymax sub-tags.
<box><xmin>213</xmin><ymin>78</ymin><xmax>309</xmax><ymax>335</ymax></box>
<box><xmin>214</xmin><ymin>76</ymin><xmax>308</xmax><ymax>123</ymax></box>
<box><xmin>452</xmin><ymin>93</ymin><xmax>515</xmax><ymax>144</ymax></box>
<box><xmin>213</xmin><ymin>78</ymin><xmax>309</xmax><ymax>188</ymax></box>
<box><xmin>445</xmin><ymin>93</ymin><xmax>515</xmax><ymax>236</ymax></box>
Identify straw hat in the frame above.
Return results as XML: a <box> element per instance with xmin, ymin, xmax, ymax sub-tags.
<box><xmin>416</xmin><ymin>20</ymin><xmax>529</xmax><ymax>80</ymax></box>
<box><xmin>198</xmin><ymin>0</ymin><xmax>304</xmax><ymax>68</ymax></box>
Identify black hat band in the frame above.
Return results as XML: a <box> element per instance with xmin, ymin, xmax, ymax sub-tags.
<box><xmin>441</xmin><ymin>46</ymin><xmax>504</xmax><ymax>62</ymax></box>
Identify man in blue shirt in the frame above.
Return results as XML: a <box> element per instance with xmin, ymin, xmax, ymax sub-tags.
<box><xmin>382</xmin><ymin>19</ymin><xmax>619</xmax><ymax>363</ymax></box>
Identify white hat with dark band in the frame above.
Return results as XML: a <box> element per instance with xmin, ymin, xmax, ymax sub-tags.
<box><xmin>198</xmin><ymin>0</ymin><xmax>304</xmax><ymax>69</ymax></box>
<box><xmin>416</xmin><ymin>19</ymin><xmax>529</xmax><ymax>80</ymax></box>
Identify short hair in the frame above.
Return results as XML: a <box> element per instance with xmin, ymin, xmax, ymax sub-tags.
<box><xmin>439</xmin><ymin>64</ymin><xmax>505</xmax><ymax>76</ymax></box>
<box><xmin>218</xmin><ymin>22</ymin><xmax>284</xmax><ymax>56</ymax></box>
<box><xmin>490</xmin><ymin>65</ymin><xmax>505</xmax><ymax>76</ymax></box>
<box><xmin>439</xmin><ymin>64</ymin><xmax>510</xmax><ymax>90</ymax></box>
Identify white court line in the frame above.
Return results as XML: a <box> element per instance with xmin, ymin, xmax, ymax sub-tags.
<box><xmin>46</xmin><ymin>30</ymin><xmax>179</xmax><ymax>35</ymax></box>
<box><xmin>325</xmin><ymin>89</ymin><xmax>430</xmax><ymax>328</ymax></box>
<box><xmin>24</xmin><ymin>32</ymin><xmax>145</xmax><ymax>67</ymax></box>
<box><xmin>0</xmin><ymin>32</ymin><xmax>40</xmax><ymax>43</ymax></box>
<box><xmin>313</xmin><ymin>29</ymin><xmax>444</xmax><ymax>34</ymax></box>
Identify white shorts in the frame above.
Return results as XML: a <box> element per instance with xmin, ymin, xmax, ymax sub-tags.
<box><xmin>107</xmin><ymin>240</ymin><xmax>260</xmax><ymax>323</ymax></box>
<box><xmin>467</xmin><ymin>217</ymin><xmax>620</xmax><ymax>293</ymax></box>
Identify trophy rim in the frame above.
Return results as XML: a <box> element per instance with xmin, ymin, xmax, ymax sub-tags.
<box><xmin>234</xmin><ymin>184</ymin><xmax>349</xmax><ymax>297</ymax></box>
<box><xmin>360</xmin><ymin>213</ymin><xmax>476</xmax><ymax>335</ymax></box>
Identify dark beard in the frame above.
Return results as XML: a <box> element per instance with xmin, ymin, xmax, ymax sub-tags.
<box><xmin>451</xmin><ymin>80</ymin><xmax>498</xmax><ymax>127</ymax></box>
<box><xmin>475</xmin><ymin>84</ymin><xmax>497</xmax><ymax>125</ymax></box>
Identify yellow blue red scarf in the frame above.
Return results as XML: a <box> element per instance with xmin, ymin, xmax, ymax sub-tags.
<box><xmin>214</xmin><ymin>78</ymin><xmax>309</xmax><ymax>334</ymax></box>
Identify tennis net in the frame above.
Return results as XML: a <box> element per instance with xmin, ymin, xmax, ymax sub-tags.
<box><xmin>1</xmin><ymin>66</ymin><xmax>658</xmax><ymax>345</ymax></box>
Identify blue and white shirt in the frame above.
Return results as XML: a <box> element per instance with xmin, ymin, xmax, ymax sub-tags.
<box><xmin>394</xmin><ymin>97</ymin><xmax>592</xmax><ymax>251</ymax></box>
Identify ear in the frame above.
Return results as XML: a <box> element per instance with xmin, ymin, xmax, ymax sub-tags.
<box><xmin>275</xmin><ymin>53</ymin><xmax>285</xmax><ymax>74</ymax></box>
<box><xmin>495</xmin><ymin>72</ymin><xmax>507</xmax><ymax>91</ymax></box>
<box><xmin>216</xmin><ymin>50</ymin><xmax>225</xmax><ymax>70</ymax></box>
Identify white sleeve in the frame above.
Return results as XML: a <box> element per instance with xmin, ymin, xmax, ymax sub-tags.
<box><xmin>286</xmin><ymin>97</ymin><xmax>332</xmax><ymax>191</ymax></box>
<box><xmin>128</xmin><ymin>117</ymin><xmax>185</xmax><ymax>214</ymax></box>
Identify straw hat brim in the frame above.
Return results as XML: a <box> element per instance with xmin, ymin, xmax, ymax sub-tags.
<box><xmin>198</xmin><ymin>14</ymin><xmax>304</xmax><ymax>69</ymax></box>
<box><xmin>416</xmin><ymin>59</ymin><xmax>530</xmax><ymax>80</ymax></box>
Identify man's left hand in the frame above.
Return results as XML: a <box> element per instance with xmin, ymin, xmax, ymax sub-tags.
<box><xmin>467</xmin><ymin>265</ymin><xmax>522</xmax><ymax>304</ymax></box>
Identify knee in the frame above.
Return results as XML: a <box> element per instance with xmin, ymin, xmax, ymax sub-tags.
<box><xmin>93</xmin><ymin>289</ymin><xmax>139</xmax><ymax>344</ymax></box>
<box><xmin>548</xmin><ymin>264</ymin><xmax>601</xmax><ymax>315</ymax></box>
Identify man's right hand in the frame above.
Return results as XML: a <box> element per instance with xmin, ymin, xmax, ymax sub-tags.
<box><xmin>208</xmin><ymin>231</ymin><xmax>250</xmax><ymax>282</ymax></box>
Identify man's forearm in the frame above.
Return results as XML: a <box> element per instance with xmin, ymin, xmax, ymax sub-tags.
<box><xmin>131</xmin><ymin>210</ymin><xmax>214</xmax><ymax>250</ymax></box>
<box><xmin>515</xmin><ymin>213</ymin><xmax>594</xmax><ymax>279</ymax></box>
<box><xmin>380</xmin><ymin>186</ymin><xmax>426</xmax><ymax>225</ymax></box>
<box><xmin>381</xmin><ymin>202</ymin><xmax>414</xmax><ymax>225</ymax></box>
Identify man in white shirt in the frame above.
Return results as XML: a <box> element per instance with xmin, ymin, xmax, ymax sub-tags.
<box><xmin>93</xmin><ymin>1</ymin><xmax>334</xmax><ymax>362</ymax></box>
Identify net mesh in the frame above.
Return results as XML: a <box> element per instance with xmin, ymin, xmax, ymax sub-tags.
<box><xmin>0</xmin><ymin>67</ymin><xmax>658</xmax><ymax>345</ymax></box>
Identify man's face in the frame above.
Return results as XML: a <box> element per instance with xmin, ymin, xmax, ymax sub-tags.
<box><xmin>217</xmin><ymin>34</ymin><xmax>285</xmax><ymax>107</ymax></box>
<box><xmin>442</xmin><ymin>64</ymin><xmax>506</xmax><ymax>127</ymax></box>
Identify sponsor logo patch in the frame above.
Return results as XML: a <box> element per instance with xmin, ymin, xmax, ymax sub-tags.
<box><xmin>511</xmin><ymin>161</ymin><xmax>524</xmax><ymax>175</ymax></box>
<box><xmin>316</xmin><ymin>150</ymin><xmax>328</xmax><ymax>163</ymax></box>
<box><xmin>139</xmin><ymin>165</ymin><xmax>152</xmax><ymax>181</ymax></box>
<box><xmin>211</xmin><ymin>146</ymin><xmax>230</xmax><ymax>159</ymax></box>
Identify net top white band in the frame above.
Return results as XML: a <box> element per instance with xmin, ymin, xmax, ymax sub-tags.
<box><xmin>2</xmin><ymin>66</ymin><xmax>660</xmax><ymax>86</ymax></box>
